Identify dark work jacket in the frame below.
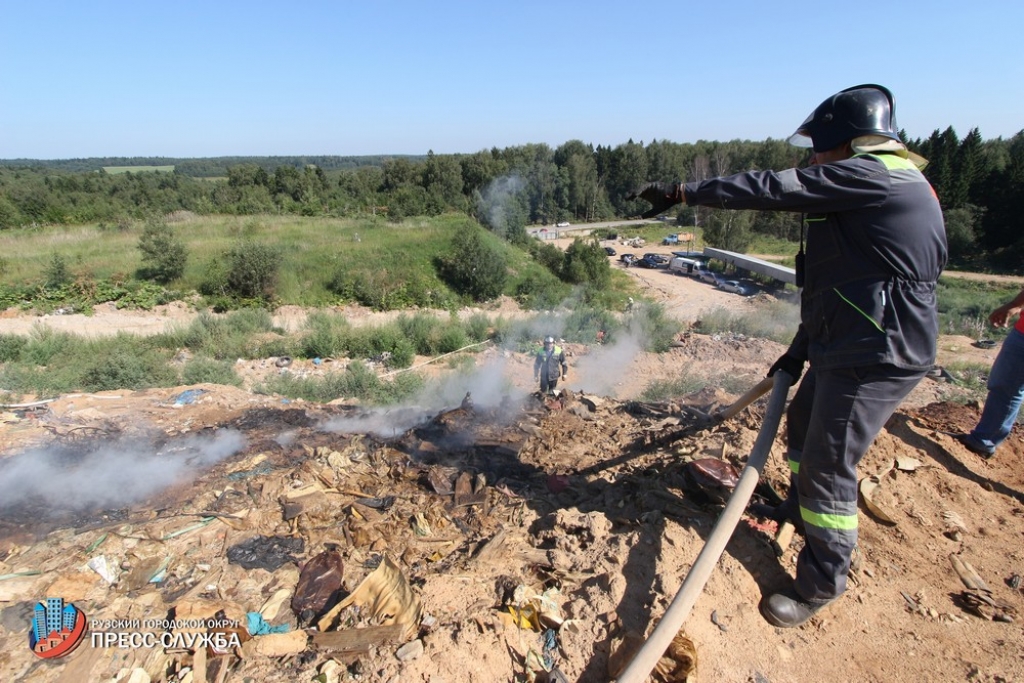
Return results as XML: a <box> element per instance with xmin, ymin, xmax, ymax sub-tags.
<box><xmin>534</xmin><ymin>345</ymin><xmax>567</xmax><ymax>381</ymax></box>
<box><xmin>683</xmin><ymin>153</ymin><xmax>947</xmax><ymax>371</ymax></box>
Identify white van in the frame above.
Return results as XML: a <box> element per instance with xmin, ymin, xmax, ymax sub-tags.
<box><xmin>668</xmin><ymin>256</ymin><xmax>701</xmax><ymax>275</ymax></box>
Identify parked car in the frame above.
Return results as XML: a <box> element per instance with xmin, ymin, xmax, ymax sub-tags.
<box><xmin>637</xmin><ymin>253</ymin><xmax>668</xmax><ymax>269</ymax></box>
<box><xmin>556</xmin><ymin>221</ymin><xmax>571</xmax><ymax>227</ymax></box>
<box><xmin>697</xmin><ymin>267</ymin><xmax>720</xmax><ymax>284</ymax></box>
<box><xmin>717</xmin><ymin>280</ymin><xmax>749</xmax><ymax>295</ymax></box>
<box><xmin>604</xmin><ymin>246</ymin><xmax>617</xmax><ymax>256</ymax></box>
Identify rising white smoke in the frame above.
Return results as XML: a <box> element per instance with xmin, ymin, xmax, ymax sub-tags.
<box><xmin>0</xmin><ymin>429</ymin><xmax>245</xmax><ymax>512</ymax></box>
<box><xmin>477</xmin><ymin>175</ymin><xmax>526</xmax><ymax>240</ymax></box>
<box><xmin>320</xmin><ymin>354</ymin><xmax>530</xmax><ymax>438</ymax></box>
<box><xmin>566</xmin><ymin>330</ymin><xmax>645</xmax><ymax>398</ymax></box>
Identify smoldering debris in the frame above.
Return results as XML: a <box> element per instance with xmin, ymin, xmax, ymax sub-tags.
<box><xmin>321</xmin><ymin>357</ymin><xmax>529</xmax><ymax>437</ymax></box>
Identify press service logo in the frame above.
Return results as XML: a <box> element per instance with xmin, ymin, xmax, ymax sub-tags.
<box><xmin>28</xmin><ymin>597</ymin><xmax>88</xmax><ymax>659</ymax></box>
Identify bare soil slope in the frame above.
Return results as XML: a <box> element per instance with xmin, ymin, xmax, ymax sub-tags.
<box><xmin>0</xmin><ymin>263</ymin><xmax>1021</xmax><ymax>683</ymax></box>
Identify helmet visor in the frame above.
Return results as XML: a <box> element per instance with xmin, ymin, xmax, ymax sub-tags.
<box><xmin>786</xmin><ymin>111</ymin><xmax>815</xmax><ymax>148</ymax></box>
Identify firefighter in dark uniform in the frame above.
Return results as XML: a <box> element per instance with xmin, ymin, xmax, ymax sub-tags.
<box><xmin>534</xmin><ymin>336</ymin><xmax>567</xmax><ymax>394</ymax></box>
<box><xmin>629</xmin><ymin>84</ymin><xmax>947</xmax><ymax>627</ymax></box>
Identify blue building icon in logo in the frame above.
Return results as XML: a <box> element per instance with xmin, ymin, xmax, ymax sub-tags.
<box><xmin>29</xmin><ymin>597</ymin><xmax>87</xmax><ymax>659</ymax></box>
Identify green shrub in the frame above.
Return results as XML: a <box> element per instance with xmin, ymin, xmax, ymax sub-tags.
<box><xmin>259</xmin><ymin>360</ymin><xmax>424</xmax><ymax>404</ymax></box>
<box><xmin>138</xmin><ymin>219</ymin><xmax>188</xmax><ymax>283</ymax></box>
<box><xmin>181</xmin><ymin>356</ymin><xmax>242</xmax><ymax>386</ymax></box>
<box><xmin>222</xmin><ymin>308</ymin><xmax>276</xmax><ymax>335</ymax></box>
<box><xmin>0</xmin><ymin>334</ymin><xmax>27</xmax><ymax>362</ymax></box>
<box><xmin>241</xmin><ymin>333</ymin><xmax>293</xmax><ymax>359</ymax></box>
<box><xmin>561</xmin><ymin>239</ymin><xmax>611</xmax><ymax>288</ymax></box>
<box><xmin>528</xmin><ymin>241</ymin><xmax>565</xmax><ymax>277</ymax></box>
<box><xmin>641</xmin><ymin>374</ymin><xmax>706</xmax><ymax>401</ymax></box>
<box><xmin>627</xmin><ymin>301</ymin><xmax>681</xmax><ymax>353</ymax></box>
<box><xmin>509</xmin><ymin>268</ymin><xmax>569</xmax><ymax>310</ymax></box>
<box><xmin>76</xmin><ymin>338</ymin><xmax>177</xmax><ymax>391</ymax></box>
<box><xmin>436</xmin><ymin>227</ymin><xmax>507</xmax><ymax>301</ymax></box>
<box><xmin>398</xmin><ymin>313</ymin><xmax>442</xmax><ymax>355</ymax></box>
<box><xmin>697</xmin><ymin>300</ymin><xmax>801</xmax><ymax>343</ymax></box>
<box><xmin>562</xmin><ymin>306</ymin><xmax>618</xmax><ymax>344</ymax></box>
<box><xmin>299</xmin><ymin>312</ymin><xmax>350</xmax><ymax>359</ymax></box>
<box><xmin>436</xmin><ymin>324</ymin><xmax>468</xmax><ymax>354</ymax></box>
<box><xmin>225</xmin><ymin>239</ymin><xmax>282</xmax><ymax>300</ymax></box>
<box><xmin>44</xmin><ymin>253</ymin><xmax>72</xmax><ymax>289</ymax></box>
<box><xmin>154</xmin><ymin>311</ymin><xmax>257</xmax><ymax>360</ymax></box>
<box><xmin>389</xmin><ymin>337</ymin><xmax>416</xmax><ymax>368</ymax></box>
<box><xmin>937</xmin><ymin>277</ymin><xmax>1020</xmax><ymax>339</ymax></box>
<box><xmin>21</xmin><ymin>327</ymin><xmax>77</xmax><ymax>365</ymax></box>
<box><xmin>464</xmin><ymin>313</ymin><xmax>494</xmax><ymax>343</ymax></box>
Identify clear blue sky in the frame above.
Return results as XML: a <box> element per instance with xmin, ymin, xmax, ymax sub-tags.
<box><xmin>2</xmin><ymin>0</ymin><xmax>1021</xmax><ymax>159</ymax></box>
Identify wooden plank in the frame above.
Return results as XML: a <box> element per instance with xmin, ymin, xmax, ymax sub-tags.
<box><xmin>311</xmin><ymin>624</ymin><xmax>406</xmax><ymax>653</ymax></box>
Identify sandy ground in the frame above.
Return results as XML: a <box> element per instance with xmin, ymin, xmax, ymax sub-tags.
<box><xmin>1</xmin><ymin>244</ymin><xmax>1022</xmax><ymax>683</ymax></box>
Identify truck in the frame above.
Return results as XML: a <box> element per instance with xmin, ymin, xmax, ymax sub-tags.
<box><xmin>662</xmin><ymin>234</ymin><xmax>680</xmax><ymax>245</ymax></box>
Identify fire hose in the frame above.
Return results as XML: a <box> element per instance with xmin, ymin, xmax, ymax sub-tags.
<box><xmin>615</xmin><ymin>370</ymin><xmax>794</xmax><ymax>683</ymax></box>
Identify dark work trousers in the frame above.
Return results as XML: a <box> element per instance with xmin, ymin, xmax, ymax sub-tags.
<box><xmin>540</xmin><ymin>375</ymin><xmax>559</xmax><ymax>393</ymax></box>
<box><xmin>783</xmin><ymin>364</ymin><xmax>926</xmax><ymax>602</ymax></box>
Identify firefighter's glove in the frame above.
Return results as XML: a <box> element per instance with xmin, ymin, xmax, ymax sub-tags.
<box><xmin>768</xmin><ymin>353</ymin><xmax>804</xmax><ymax>384</ymax></box>
<box><xmin>626</xmin><ymin>182</ymin><xmax>684</xmax><ymax>219</ymax></box>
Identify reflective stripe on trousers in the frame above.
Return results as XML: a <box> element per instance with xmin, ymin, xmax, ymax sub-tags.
<box><xmin>784</xmin><ymin>364</ymin><xmax>925</xmax><ymax>601</ymax></box>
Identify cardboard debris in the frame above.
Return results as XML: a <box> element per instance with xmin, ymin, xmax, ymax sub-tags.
<box><xmin>859</xmin><ymin>476</ymin><xmax>898</xmax><ymax>526</ymax></box>
<box><xmin>4</xmin><ymin>381</ymin><xmax>1013</xmax><ymax>682</ymax></box>
<box><xmin>316</xmin><ymin>555</ymin><xmax>422</xmax><ymax>638</ymax></box>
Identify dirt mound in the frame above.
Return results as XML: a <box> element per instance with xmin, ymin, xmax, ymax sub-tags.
<box><xmin>1</xmin><ymin>379</ymin><xmax>1022</xmax><ymax>682</ymax></box>
<box><xmin>0</xmin><ymin>257</ymin><xmax>1020</xmax><ymax>681</ymax></box>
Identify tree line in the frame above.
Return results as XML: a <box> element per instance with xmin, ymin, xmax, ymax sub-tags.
<box><xmin>1</xmin><ymin>128</ymin><xmax>1021</xmax><ymax>268</ymax></box>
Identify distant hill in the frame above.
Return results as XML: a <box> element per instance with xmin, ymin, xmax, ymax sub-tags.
<box><xmin>0</xmin><ymin>155</ymin><xmax>427</xmax><ymax>177</ymax></box>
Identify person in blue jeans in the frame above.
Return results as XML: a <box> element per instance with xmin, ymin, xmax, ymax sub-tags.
<box><xmin>956</xmin><ymin>287</ymin><xmax>1024</xmax><ymax>458</ymax></box>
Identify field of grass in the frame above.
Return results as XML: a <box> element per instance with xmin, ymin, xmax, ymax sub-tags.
<box><xmin>0</xmin><ymin>214</ymin><xmax>567</xmax><ymax>310</ymax></box>
<box><xmin>102</xmin><ymin>165</ymin><xmax>175</xmax><ymax>173</ymax></box>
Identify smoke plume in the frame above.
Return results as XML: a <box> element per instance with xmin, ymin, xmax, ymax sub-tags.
<box><xmin>0</xmin><ymin>429</ymin><xmax>245</xmax><ymax>513</ymax></box>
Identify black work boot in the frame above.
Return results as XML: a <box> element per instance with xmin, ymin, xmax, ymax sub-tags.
<box><xmin>761</xmin><ymin>587</ymin><xmax>837</xmax><ymax>628</ymax></box>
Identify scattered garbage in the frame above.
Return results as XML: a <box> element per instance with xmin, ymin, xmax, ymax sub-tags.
<box><xmin>86</xmin><ymin>555</ymin><xmax>118</xmax><ymax>584</ymax></box>
<box><xmin>948</xmin><ymin>553</ymin><xmax>1017</xmax><ymax>621</ymax></box>
<box><xmin>317</xmin><ymin>555</ymin><xmax>422</xmax><ymax>638</ymax></box>
<box><xmin>0</xmin><ymin>377</ymin><xmax>1018</xmax><ymax>681</ymax></box>
<box><xmin>246</xmin><ymin>611</ymin><xmax>291</xmax><ymax>636</ymax></box>
<box><xmin>683</xmin><ymin>458</ymin><xmax>740</xmax><ymax>505</ymax></box>
<box><xmin>226</xmin><ymin>535</ymin><xmax>305</xmax><ymax>571</ymax></box>
<box><xmin>291</xmin><ymin>549</ymin><xmax>345</xmax><ymax>627</ymax></box>
<box><xmin>170</xmin><ymin>388</ymin><xmax>208</xmax><ymax>406</ymax></box>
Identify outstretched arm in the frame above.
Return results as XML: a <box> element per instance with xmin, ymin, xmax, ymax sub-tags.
<box><xmin>990</xmin><ymin>288</ymin><xmax>1024</xmax><ymax>328</ymax></box>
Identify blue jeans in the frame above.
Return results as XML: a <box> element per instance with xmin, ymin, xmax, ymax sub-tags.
<box><xmin>971</xmin><ymin>326</ymin><xmax>1024</xmax><ymax>451</ymax></box>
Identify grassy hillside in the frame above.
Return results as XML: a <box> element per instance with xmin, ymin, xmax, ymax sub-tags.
<box><xmin>0</xmin><ymin>213</ymin><xmax>636</xmax><ymax>312</ymax></box>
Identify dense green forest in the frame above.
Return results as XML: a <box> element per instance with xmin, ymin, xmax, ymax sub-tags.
<box><xmin>1</xmin><ymin>127</ymin><xmax>1021</xmax><ymax>269</ymax></box>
